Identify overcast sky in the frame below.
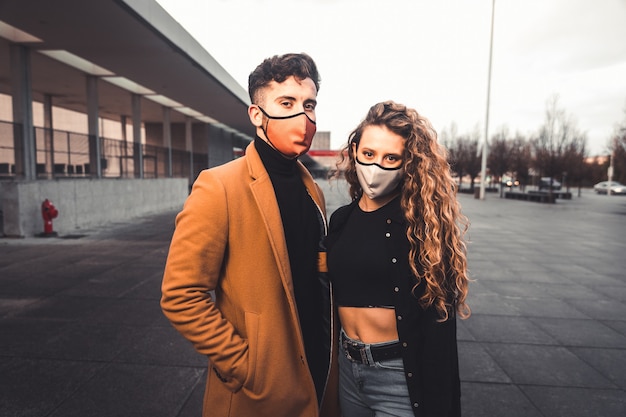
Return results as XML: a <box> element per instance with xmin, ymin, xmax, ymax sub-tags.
<box><xmin>156</xmin><ymin>0</ymin><xmax>626</xmax><ymax>156</ymax></box>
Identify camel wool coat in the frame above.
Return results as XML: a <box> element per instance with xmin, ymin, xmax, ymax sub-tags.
<box><xmin>161</xmin><ymin>142</ymin><xmax>340</xmax><ymax>417</ymax></box>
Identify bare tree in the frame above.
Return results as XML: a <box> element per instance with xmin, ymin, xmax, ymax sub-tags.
<box><xmin>463</xmin><ymin>129</ymin><xmax>482</xmax><ymax>191</ymax></box>
<box><xmin>562</xmin><ymin>133</ymin><xmax>587</xmax><ymax>196</ymax></box>
<box><xmin>532</xmin><ymin>94</ymin><xmax>586</xmax><ymax>192</ymax></box>
<box><xmin>441</xmin><ymin>123</ymin><xmax>462</xmax><ymax>187</ymax></box>
<box><xmin>444</xmin><ymin>130</ymin><xmax>480</xmax><ymax>191</ymax></box>
<box><xmin>509</xmin><ymin>133</ymin><xmax>532</xmax><ymax>191</ymax></box>
<box><xmin>607</xmin><ymin>106</ymin><xmax>626</xmax><ymax>184</ymax></box>
<box><xmin>487</xmin><ymin>126</ymin><xmax>512</xmax><ymax>196</ymax></box>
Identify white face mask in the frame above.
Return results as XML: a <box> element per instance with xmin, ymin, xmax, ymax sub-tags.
<box><xmin>355</xmin><ymin>158</ymin><xmax>403</xmax><ymax>199</ymax></box>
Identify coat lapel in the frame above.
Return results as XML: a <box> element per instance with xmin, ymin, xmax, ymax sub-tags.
<box><xmin>245</xmin><ymin>142</ymin><xmax>295</xmax><ymax>298</ymax></box>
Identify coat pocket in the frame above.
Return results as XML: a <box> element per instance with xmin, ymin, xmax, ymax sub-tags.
<box><xmin>243</xmin><ymin>311</ymin><xmax>260</xmax><ymax>392</ymax></box>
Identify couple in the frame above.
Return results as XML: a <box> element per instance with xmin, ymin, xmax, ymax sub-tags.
<box><xmin>160</xmin><ymin>53</ymin><xmax>471</xmax><ymax>417</ymax></box>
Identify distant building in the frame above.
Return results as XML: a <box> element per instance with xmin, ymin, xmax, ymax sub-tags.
<box><xmin>308</xmin><ymin>131</ymin><xmax>340</xmax><ymax>170</ymax></box>
<box><xmin>0</xmin><ymin>0</ymin><xmax>253</xmax><ymax>236</ymax></box>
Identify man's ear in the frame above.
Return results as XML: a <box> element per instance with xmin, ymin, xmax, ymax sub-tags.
<box><xmin>248</xmin><ymin>105</ymin><xmax>263</xmax><ymax>127</ymax></box>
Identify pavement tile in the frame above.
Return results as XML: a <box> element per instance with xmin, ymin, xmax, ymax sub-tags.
<box><xmin>593</xmin><ymin>284</ymin><xmax>626</xmax><ymax>303</ymax></box>
<box><xmin>58</xmin><ymin>270</ymin><xmax>157</xmax><ymax>298</ymax></box>
<box><xmin>604</xmin><ymin>319</ymin><xmax>626</xmax><ymax>337</ymax></box>
<box><xmin>175</xmin><ymin>373</ymin><xmax>207</xmax><ymax>417</ymax></box>
<box><xmin>487</xmin><ymin>281</ymin><xmax>556</xmax><ymax>299</ymax></box>
<box><xmin>521</xmin><ymin>385</ymin><xmax>626</xmax><ymax>417</ymax></box>
<box><xmin>84</xmin><ymin>298</ymin><xmax>163</xmax><ymax>326</ymax></box>
<box><xmin>0</xmin><ymin>358</ymin><xmax>106</xmax><ymax>417</ymax></box>
<box><xmin>468</xmin><ymin>263</ymin><xmax>521</xmax><ymax>282</ymax></box>
<box><xmin>463</xmin><ymin>315</ymin><xmax>556</xmax><ymax>345</ymax></box>
<box><xmin>0</xmin><ymin>296</ymin><xmax>41</xmax><ymax>317</ymax></box>
<box><xmin>11</xmin><ymin>294</ymin><xmax>109</xmax><ymax>321</ymax></box>
<box><xmin>564</xmin><ymin>298</ymin><xmax>626</xmax><ymax>321</ymax></box>
<box><xmin>0</xmin><ymin>273</ymin><xmax>88</xmax><ymax>298</ymax></box>
<box><xmin>121</xmin><ymin>273</ymin><xmax>164</xmax><ymax>300</ymax></box>
<box><xmin>504</xmin><ymin>297</ymin><xmax>591</xmax><ymax>319</ymax></box>
<box><xmin>460</xmin><ymin>382</ymin><xmax>543</xmax><ymax>417</ymax></box>
<box><xmin>458</xmin><ymin>341</ymin><xmax>511</xmax><ymax>383</ymax></box>
<box><xmin>114</xmin><ymin>325</ymin><xmax>207</xmax><ymax>368</ymax></box>
<box><xmin>484</xmin><ymin>343</ymin><xmax>617</xmax><ymax>389</ymax></box>
<box><xmin>0</xmin><ymin>318</ymin><xmax>71</xmax><ymax>357</ymax></box>
<box><xmin>465</xmin><ymin>279</ymin><xmax>498</xmax><ymax>296</ymax></box>
<box><xmin>530</xmin><ymin>317</ymin><xmax>626</xmax><ymax>348</ymax></box>
<box><xmin>570</xmin><ymin>347</ymin><xmax>626</xmax><ymax>390</ymax></box>
<box><xmin>456</xmin><ymin>318</ymin><xmax>475</xmax><ymax>342</ymax></box>
<box><xmin>465</xmin><ymin>292</ymin><xmax>520</xmax><ymax>316</ymax></box>
<box><xmin>36</xmin><ymin>323</ymin><xmax>151</xmax><ymax>362</ymax></box>
<box><xmin>537</xmin><ymin>281</ymin><xmax>606</xmax><ymax>300</ymax></box>
<box><xmin>47</xmin><ymin>363</ymin><xmax>204</xmax><ymax>417</ymax></box>
<box><xmin>565</xmin><ymin>271</ymin><xmax>625</xmax><ymax>287</ymax></box>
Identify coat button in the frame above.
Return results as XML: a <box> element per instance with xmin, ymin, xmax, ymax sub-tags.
<box><xmin>385</xmin><ymin>232</ymin><xmax>391</xmax><ymax>238</ymax></box>
<box><xmin>394</xmin><ymin>286</ymin><xmax>399</xmax><ymax>292</ymax></box>
<box><xmin>397</xmin><ymin>315</ymin><xmax>403</xmax><ymax>320</ymax></box>
<box><xmin>413</xmin><ymin>402</ymin><xmax>419</xmax><ymax>408</ymax></box>
<box><xmin>402</xmin><ymin>342</ymin><xmax>408</xmax><ymax>347</ymax></box>
<box><xmin>386</xmin><ymin>219</ymin><xmax>392</xmax><ymax>224</ymax></box>
<box><xmin>407</xmin><ymin>372</ymin><xmax>413</xmax><ymax>377</ymax></box>
<box><xmin>391</xmin><ymin>258</ymin><xmax>397</xmax><ymax>263</ymax></box>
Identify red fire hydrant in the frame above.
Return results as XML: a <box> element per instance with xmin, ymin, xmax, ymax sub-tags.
<box><xmin>41</xmin><ymin>199</ymin><xmax>59</xmax><ymax>236</ymax></box>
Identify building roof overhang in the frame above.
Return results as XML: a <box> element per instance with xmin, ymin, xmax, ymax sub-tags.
<box><xmin>0</xmin><ymin>0</ymin><xmax>255</xmax><ymax>137</ymax></box>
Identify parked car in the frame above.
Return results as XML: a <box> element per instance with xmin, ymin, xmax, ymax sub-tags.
<box><xmin>502</xmin><ymin>177</ymin><xmax>519</xmax><ymax>187</ymax></box>
<box><xmin>593</xmin><ymin>181</ymin><xmax>626</xmax><ymax>195</ymax></box>
<box><xmin>539</xmin><ymin>177</ymin><xmax>561</xmax><ymax>190</ymax></box>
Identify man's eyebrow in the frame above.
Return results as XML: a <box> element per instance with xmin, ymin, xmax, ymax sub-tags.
<box><xmin>274</xmin><ymin>95</ymin><xmax>296</xmax><ymax>102</ymax></box>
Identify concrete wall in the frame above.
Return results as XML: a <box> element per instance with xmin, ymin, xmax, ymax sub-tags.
<box><xmin>0</xmin><ymin>178</ymin><xmax>188</xmax><ymax>237</ymax></box>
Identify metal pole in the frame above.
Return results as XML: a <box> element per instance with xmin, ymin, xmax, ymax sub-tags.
<box><xmin>480</xmin><ymin>0</ymin><xmax>496</xmax><ymax>200</ymax></box>
<box><xmin>607</xmin><ymin>150</ymin><xmax>614</xmax><ymax>197</ymax></box>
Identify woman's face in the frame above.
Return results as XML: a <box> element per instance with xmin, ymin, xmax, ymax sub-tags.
<box><xmin>352</xmin><ymin>125</ymin><xmax>405</xmax><ymax>168</ymax></box>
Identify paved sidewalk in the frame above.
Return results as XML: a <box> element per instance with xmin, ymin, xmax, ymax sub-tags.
<box><xmin>1</xmin><ymin>181</ymin><xmax>625</xmax><ymax>416</ymax></box>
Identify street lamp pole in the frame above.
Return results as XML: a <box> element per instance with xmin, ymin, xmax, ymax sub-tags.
<box><xmin>607</xmin><ymin>149</ymin><xmax>614</xmax><ymax>197</ymax></box>
<box><xmin>480</xmin><ymin>0</ymin><xmax>496</xmax><ymax>200</ymax></box>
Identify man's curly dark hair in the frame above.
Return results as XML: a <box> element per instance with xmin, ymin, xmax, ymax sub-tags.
<box><xmin>248</xmin><ymin>53</ymin><xmax>320</xmax><ymax>104</ymax></box>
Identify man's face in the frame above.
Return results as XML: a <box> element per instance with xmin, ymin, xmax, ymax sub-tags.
<box><xmin>248</xmin><ymin>76</ymin><xmax>318</xmax><ymax>158</ymax></box>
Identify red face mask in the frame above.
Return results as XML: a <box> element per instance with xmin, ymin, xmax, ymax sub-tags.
<box><xmin>258</xmin><ymin>106</ymin><xmax>317</xmax><ymax>159</ymax></box>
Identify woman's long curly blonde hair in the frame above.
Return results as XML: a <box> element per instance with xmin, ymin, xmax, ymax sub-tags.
<box><xmin>336</xmin><ymin>101</ymin><xmax>470</xmax><ymax>321</ymax></box>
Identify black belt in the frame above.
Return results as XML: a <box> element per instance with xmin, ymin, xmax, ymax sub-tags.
<box><xmin>341</xmin><ymin>333</ymin><xmax>403</xmax><ymax>365</ymax></box>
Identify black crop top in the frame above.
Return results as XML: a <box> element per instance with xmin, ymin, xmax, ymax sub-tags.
<box><xmin>327</xmin><ymin>197</ymin><xmax>402</xmax><ymax>308</ymax></box>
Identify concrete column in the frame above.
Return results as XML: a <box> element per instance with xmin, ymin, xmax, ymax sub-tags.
<box><xmin>163</xmin><ymin>107</ymin><xmax>172</xmax><ymax>178</ymax></box>
<box><xmin>10</xmin><ymin>44</ymin><xmax>36</xmax><ymax>180</ymax></box>
<box><xmin>132</xmin><ymin>94</ymin><xmax>143</xmax><ymax>179</ymax></box>
<box><xmin>43</xmin><ymin>94</ymin><xmax>55</xmax><ymax>176</ymax></box>
<box><xmin>205</xmin><ymin>123</ymin><xmax>211</xmax><ymax>170</ymax></box>
<box><xmin>185</xmin><ymin>117</ymin><xmax>193</xmax><ymax>181</ymax></box>
<box><xmin>121</xmin><ymin>115</ymin><xmax>128</xmax><ymax>177</ymax></box>
<box><xmin>208</xmin><ymin>125</ymin><xmax>237</xmax><ymax>168</ymax></box>
<box><xmin>86</xmin><ymin>75</ymin><xmax>101</xmax><ymax>178</ymax></box>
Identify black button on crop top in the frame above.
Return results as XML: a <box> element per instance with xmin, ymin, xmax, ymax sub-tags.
<box><xmin>327</xmin><ymin>197</ymin><xmax>402</xmax><ymax>308</ymax></box>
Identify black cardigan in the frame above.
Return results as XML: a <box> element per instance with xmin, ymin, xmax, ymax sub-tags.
<box><xmin>325</xmin><ymin>198</ymin><xmax>461</xmax><ymax>417</ymax></box>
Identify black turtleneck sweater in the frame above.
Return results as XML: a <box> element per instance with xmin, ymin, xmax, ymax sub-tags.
<box><xmin>254</xmin><ymin>138</ymin><xmax>325</xmax><ymax>403</ymax></box>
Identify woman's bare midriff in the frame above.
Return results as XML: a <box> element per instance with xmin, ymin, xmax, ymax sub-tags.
<box><xmin>339</xmin><ymin>306</ymin><xmax>399</xmax><ymax>343</ymax></box>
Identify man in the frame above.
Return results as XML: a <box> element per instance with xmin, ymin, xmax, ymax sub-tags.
<box><xmin>161</xmin><ymin>53</ymin><xmax>339</xmax><ymax>417</ymax></box>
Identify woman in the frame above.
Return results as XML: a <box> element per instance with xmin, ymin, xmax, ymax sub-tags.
<box><xmin>326</xmin><ymin>101</ymin><xmax>470</xmax><ymax>417</ymax></box>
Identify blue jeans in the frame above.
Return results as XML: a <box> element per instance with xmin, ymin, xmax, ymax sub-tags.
<box><xmin>339</xmin><ymin>330</ymin><xmax>414</xmax><ymax>417</ymax></box>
